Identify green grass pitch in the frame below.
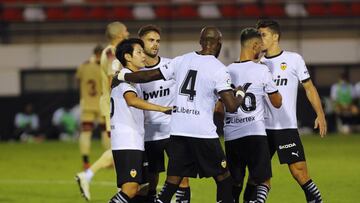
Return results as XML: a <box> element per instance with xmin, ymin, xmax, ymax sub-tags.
<box><xmin>0</xmin><ymin>134</ymin><xmax>359</xmax><ymax>202</ymax></box>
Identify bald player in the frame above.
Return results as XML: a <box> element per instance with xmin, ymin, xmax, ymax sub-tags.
<box><xmin>117</xmin><ymin>26</ymin><xmax>244</xmax><ymax>203</ymax></box>
<box><xmin>75</xmin><ymin>22</ymin><xmax>129</xmax><ymax>201</ymax></box>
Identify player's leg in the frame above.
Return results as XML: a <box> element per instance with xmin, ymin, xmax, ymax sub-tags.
<box><xmin>75</xmin><ymin>149</ymin><xmax>113</xmax><ymax>200</ymax></box>
<box><xmin>79</xmin><ymin>111</ymin><xmax>95</xmax><ymax>169</ymax></box>
<box><xmin>247</xmin><ymin>136</ymin><xmax>272</xmax><ymax>203</ymax></box>
<box><xmin>156</xmin><ymin>136</ymin><xmax>196</xmax><ymax>203</ymax></box>
<box><xmin>275</xmin><ymin>129</ymin><xmax>323</xmax><ymax>203</ymax></box>
<box><xmin>109</xmin><ymin>150</ymin><xmax>145</xmax><ymax>203</ymax></box>
<box><xmin>243</xmin><ymin>130</ymin><xmax>277</xmax><ymax>203</ymax></box>
<box><xmin>99</xmin><ymin>115</ymin><xmax>111</xmax><ymax>150</ymax></box>
<box><xmin>145</xmin><ymin>140</ymin><xmax>164</xmax><ymax>202</ymax></box>
<box><xmin>176</xmin><ymin>177</ymin><xmax>190</xmax><ymax>203</ymax></box>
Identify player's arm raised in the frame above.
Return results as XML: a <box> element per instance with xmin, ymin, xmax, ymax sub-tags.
<box><xmin>118</xmin><ymin>69</ymin><xmax>164</xmax><ymax>83</ymax></box>
<box><xmin>124</xmin><ymin>91</ymin><xmax>171</xmax><ymax>114</ymax></box>
<box><xmin>302</xmin><ymin>79</ymin><xmax>327</xmax><ymax>137</ymax></box>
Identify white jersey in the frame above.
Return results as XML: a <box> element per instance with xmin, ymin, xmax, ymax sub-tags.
<box><xmin>261</xmin><ymin>51</ymin><xmax>310</xmax><ymax>130</ymax></box>
<box><xmin>224</xmin><ymin>61</ymin><xmax>278</xmax><ymax>141</ymax></box>
<box><xmin>110</xmin><ymin>68</ymin><xmax>145</xmax><ymax>150</ymax></box>
<box><xmin>140</xmin><ymin>57</ymin><xmax>174</xmax><ymax>141</ymax></box>
<box><xmin>159</xmin><ymin>52</ymin><xmax>232</xmax><ymax>139</ymax></box>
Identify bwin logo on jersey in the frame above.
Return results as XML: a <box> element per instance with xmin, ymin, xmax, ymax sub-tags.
<box><xmin>279</xmin><ymin>143</ymin><xmax>296</xmax><ymax>150</ymax></box>
<box><xmin>143</xmin><ymin>86</ymin><xmax>170</xmax><ymax>100</ymax></box>
<box><xmin>274</xmin><ymin>75</ymin><xmax>288</xmax><ymax>86</ymax></box>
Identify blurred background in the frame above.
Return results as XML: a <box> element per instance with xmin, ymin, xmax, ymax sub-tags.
<box><xmin>0</xmin><ymin>0</ymin><xmax>359</xmax><ymax>139</ymax></box>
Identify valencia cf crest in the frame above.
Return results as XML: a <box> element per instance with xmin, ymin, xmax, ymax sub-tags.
<box><xmin>130</xmin><ymin>169</ymin><xmax>137</xmax><ymax>178</ymax></box>
<box><xmin>280</xmin><ymin>62</ymin><xmax>287</xmax><ymax>71</ymax></box>
<box><xmin>221</xmin><ymin>160</ymin><xmax>227</xmax><ymax>168</ymax></box>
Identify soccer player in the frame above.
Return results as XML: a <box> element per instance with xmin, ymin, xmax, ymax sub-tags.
<box><xmin>76</xmin><ymin>45</ymin><xmax>106</xmax><ymax>169</ymax></box>
<box><xmin>243</xmin><ymin>19</ymin><xmax>327</xmax><ymax>203</ymax></box>
<box><xmin>75</xmin><ymin>22</ymin><xmax>129</xmax><ymax>201</ymax></box>
<box><xmin>215</xmin><ymin>28</ymin><xmax>282</xmax><ymax>203</ymax></box>
<box><xmin>138</xmin><ymin>24</ymin><xmax>191</xmax><ymax>202</ymax></box>
<box><xmin>117</xmin><ymin>26</ymin><xmax>244</xmax><ymax>203</ymax></box>
<box><xmin>108</xmin><ymin>38</ymin><xmax>171</xmax><ymax>203</ymax></box>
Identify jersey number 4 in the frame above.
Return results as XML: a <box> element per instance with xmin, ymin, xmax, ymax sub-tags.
<box><xmin>180</xmin><ymin>70</ymin><xmax>197</xmax><ymax>101</ymax></box>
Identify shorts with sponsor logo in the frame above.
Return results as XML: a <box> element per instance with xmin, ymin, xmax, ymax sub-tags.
<box><xmin>266</xmin><ymin>129</ymin><xmax>306</xmax><ymax>164</ymax></box>
<box><xmin>225</xmin><ymin>136</ymin><xmax>272</xmax><ymax>184</ymax></box>
<box><xmin>167</xmin><ymin>136</ymin><xmax>228</xmax><ymax>178</ymax></box>
<box><xmin>112</xmin><ymin>150</ymin><xmax>148</xmax><ymax>187</ymax></box>
<box><xmin>145</xmin><ymin>138</ymin><xmax>169</xmax><ymax>173</ymax></box>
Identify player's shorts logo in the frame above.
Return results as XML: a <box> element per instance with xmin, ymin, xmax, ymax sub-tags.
<box><xmin>130</xmin><ymin>169</ymin><xmax>137</xmax><ymax>178</ymax></box>
<box><xmin>221</xmin><ymin>160</ymin><xmax>227</xmax><ymax>168</ymax></box>
<box><xmin>280</xmin><ymin>62</ymin><xmax>287</xmax><ymax>70</ymax></box>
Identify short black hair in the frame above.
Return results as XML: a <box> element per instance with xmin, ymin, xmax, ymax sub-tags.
<box><xmin>240</xmin><ymin>27</ymin><xmax>261</xmax><ymax>46</ymax></box>
<box><xmin>256</xmin><ymin>19</ymin><xmax>281</xmax><ymax>40</ymax></box>
<box><xmin>138</xmin><ymin>24</ymin><xmax>161</xmax><ymax>38</ymax></box>
<box><xmin>115</xmin><ymin>38</ymin><xmax>144</xmax><ymax>67</ymax></box>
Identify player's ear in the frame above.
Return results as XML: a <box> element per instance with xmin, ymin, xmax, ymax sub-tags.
<box><xmin>273</xmin><ymin>33</ymin><xmax>279</xmax><ymax>42</ymax></box>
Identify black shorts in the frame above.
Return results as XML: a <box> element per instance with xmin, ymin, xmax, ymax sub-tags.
<box><xmin>266</xmin><ymin>129</ymin><xmax>306</xmax><ymax>165</ymax></box>
<box><xmin>225</xmin><ymin>136</ymin><xmax>272</xmax><ymax>184</ymax></box>
<box><xmin>145</xmin><ymin>138</ymin><xmax>170</xmax><ymax>174</ymax></box>
<box><xmin>112</xmin><ymin>150</ymin><xmax>148</xmax><ymax>187</ymax></box>
<box><xmin>167</xmin><ymin>135</ymin><xmax>228</xmax><ymax>178</ymax></box>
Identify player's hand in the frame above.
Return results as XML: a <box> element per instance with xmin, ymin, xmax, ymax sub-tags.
<box><xmin>111</xmin><ymin>72</ymin><xmax>121</xmax><ymax>88</ymax></box>
<box><xmin>234</xmin><ymin>85</ymin><xmax>245</xmax><ymax>102</ymax></box>
<box><xmin>314</xmin><ymin>115</ymin><xmax>327</xmax><ymax>138</ymax></box>
<box><xmin>162</xmin><ymin>107</ymin><xmax>172</xmax><ymax>115</ymax></box>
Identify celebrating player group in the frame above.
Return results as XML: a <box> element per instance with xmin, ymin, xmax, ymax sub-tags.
<box><xmin>75</xmin><ymin>19</ymin><xmax>327</xmax><ymax>203</ymax></box>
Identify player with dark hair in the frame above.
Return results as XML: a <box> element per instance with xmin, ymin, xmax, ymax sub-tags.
<box><xmin>215</xmin><ymin>27</ymin><xmax>282</xmax><ymax>203</ymax></box>
<box><xmin>242</xmin><ymin>19</ymin><xmax>327</xmax><ymax>203</ymax></box>
<box><xmin>116</xmin><ymin>26</ymin><xmax>244</xmax><ymax>203</ymax></box>
<box><xmin>108</xmin><ymin>38</ymin><xmax>172</xmax><ymax>203</ymax></box>
<box><xmin>137</xmin><ymin>24</ymin><xmax>191</xmax><ymax>203</ymax></box>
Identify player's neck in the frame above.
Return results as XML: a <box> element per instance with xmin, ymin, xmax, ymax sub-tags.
<box><xmin>265</xmin><ymin>45</ymin><xmax>282</xmax><ymax>58</ymax></box>
<box><xmin>145</xmin><ymin>55</ymin><xmax>160</xmax><ymax>67</ymax></box>
<box><xmin>126</xmin><ymin>64</ymin><xmax>140</xmax><ymax>72</ymax></box>
<box><xmin>239</xmin><ymin>51</ymin><xmax>254</xmax><ymax>62</ymax></box>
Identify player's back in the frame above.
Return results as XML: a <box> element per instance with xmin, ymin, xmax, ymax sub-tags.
<box><xmin>261</xmin><ymin>51</ymin><xmax>310</xmax><ymax>129</ymax></box>
<box><xmin>225</xmin><ymin>61</ymin><xmax>276</xmax><ymax>141</ymax></box>
<box><xmin>76</xmin><ymin>60</ymin><xmax>102</xmax><ymax>111</ymax></box>
<box><xmin>167</xmin><ymin>52</ymin><xmax>232</xmax><ymax>139</ymax></box>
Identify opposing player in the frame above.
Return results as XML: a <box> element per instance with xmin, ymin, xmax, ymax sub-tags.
<box><xmin>75</xmin><ymin>22</ymin><xmax>129</xmax><ymax>201</ymax></box>
<box><xmin>117</xmin><ymin>26</ymin><xmax>244</xmax><ymax>203</ymax></box>
<box><xmin>243</xmin><ymin>19</ymin><xmax>327</xmax><ymax>203</ymax></box>
<box><xmin>108</xmin><ymin>38</ymin><xmax>172</xmax><ymax>203</ymax></box>
<box><xmin>138</xmin><ymin>24</ymin><xmax>191</xmax><ymax>203</ymax></box>
<box><xmin>76</xmin><ymin>45</ymin><xmax>106</xmax><ymax>169</ymax></box>
<box><xmin>215</xmin><ymin>28</ymin><xmax>282</xmax><ymax>203</ymax></box>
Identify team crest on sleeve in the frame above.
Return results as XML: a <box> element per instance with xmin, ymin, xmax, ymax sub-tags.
<box><xmin>280</xmin><ymin>62</ymin><xmax>287</xmax><ymax>70</ymax></box>
<box><xmin>130</xmin><ymin>169</ymin><xmax>137</xmax><ymax>178</ymax></box>
<box><xmin>221</xmin><ymin>160</ymin><xmax>227</xmax><ymax>168</ymax></box>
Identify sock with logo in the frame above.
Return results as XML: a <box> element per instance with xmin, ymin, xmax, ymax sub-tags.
<box><xmin>256</xmin><ymin>184</ymin><xmax>270</xmax><ymax>203</ymax></box>
<box><xmin>216</xmin><ymin>176</ymin><xmax>233</xmax><ymax>203</ymax></box>
<box><xmin>146</xmin><ymin>189</ymin><xmax>157</xmax><ymax>203</ymax></box>
<box><xmin>175</xmin><ymin>187</ymin><xmax>191</xmax><ymax>203</ymax></box>
<box><xmin>109</xmin><ymin>191</ymin><xmax>130</xmax><ymax>203</ymax></box>
<box><xmin>232</xmin><ymin>185</ymin><xmax>243</xmax><ymax>203</ymax></box>
<box><xmin>301</xmin><ymin>179</ymin><xmax>323</xmax><ymax>203</ymax></box>
<box><xmin>243</xmin><ymin>183</ymin><xmax>256</xmax><ymax>203</ymax></box>
<box><xmin>156</xmin><ymin>181</ymin><xmax>179</xmax><ymax>203</ymax></box>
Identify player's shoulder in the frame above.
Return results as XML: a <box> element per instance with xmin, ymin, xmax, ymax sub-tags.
<box><xmin>283</xmin><ymin>50</ymin><xmax>303</xmax><ymax>60</ymax></box>
<box><xmin>160</xmin><ymin>56</ymin><xmax>171</xmax><ymax>63</ymax></box>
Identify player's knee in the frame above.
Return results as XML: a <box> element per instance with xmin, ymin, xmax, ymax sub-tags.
<box><xmin>166</xmin><ymin>175</ymin><xmax>182</xmax><ymax>185</ymax></box>
<box><xmin>289</xmin><ymin>162</ymin><xmax>309</xmax><ymax>181</ymax></box>
<box><xmin>179</xmin><ymin>177</ymin><xmax>190</xmax><ymax>187</ymax></box>
<box><xmin>81</xmin><ymin>122</ymin><xmax>94</xmax><ymax>132</ymax></box>
<box><xmin>122</xmin><ymin>184</ymin><xmax>139</xmax><ymax>198</ymax></box>
<box><xmin>214</xmin><ymin>170</ymin><xmax>231</xmax><ymax>182</ymax></box>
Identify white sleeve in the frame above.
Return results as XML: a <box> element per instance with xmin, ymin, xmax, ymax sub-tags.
<box><xmin>264</xmin><ymin>69</ymin><xmax>278</xmax><ymax>94</ymax></box>
<box><xmin>295</xmin><ymin>54</ymin><xmax>311</xmax><ymax>82</ymax></box>
<box><xmin>330</xmin><ymin>84</ymin><xmax>337</xmax><ymax>101</ymax></box>
<box><xmin>215</xmin><ymin>68</ymin><xmax>232</xmax><ymax>93</ymax></box>
<box><xmin>159</xmin><ymin>57</ymin><xmax>178</xmax><ymax>81</ymax></box>
<box><xmin>119</xmin><ymin>82</ymin><xmax>138</xmax><ymax>97</ymax></box>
